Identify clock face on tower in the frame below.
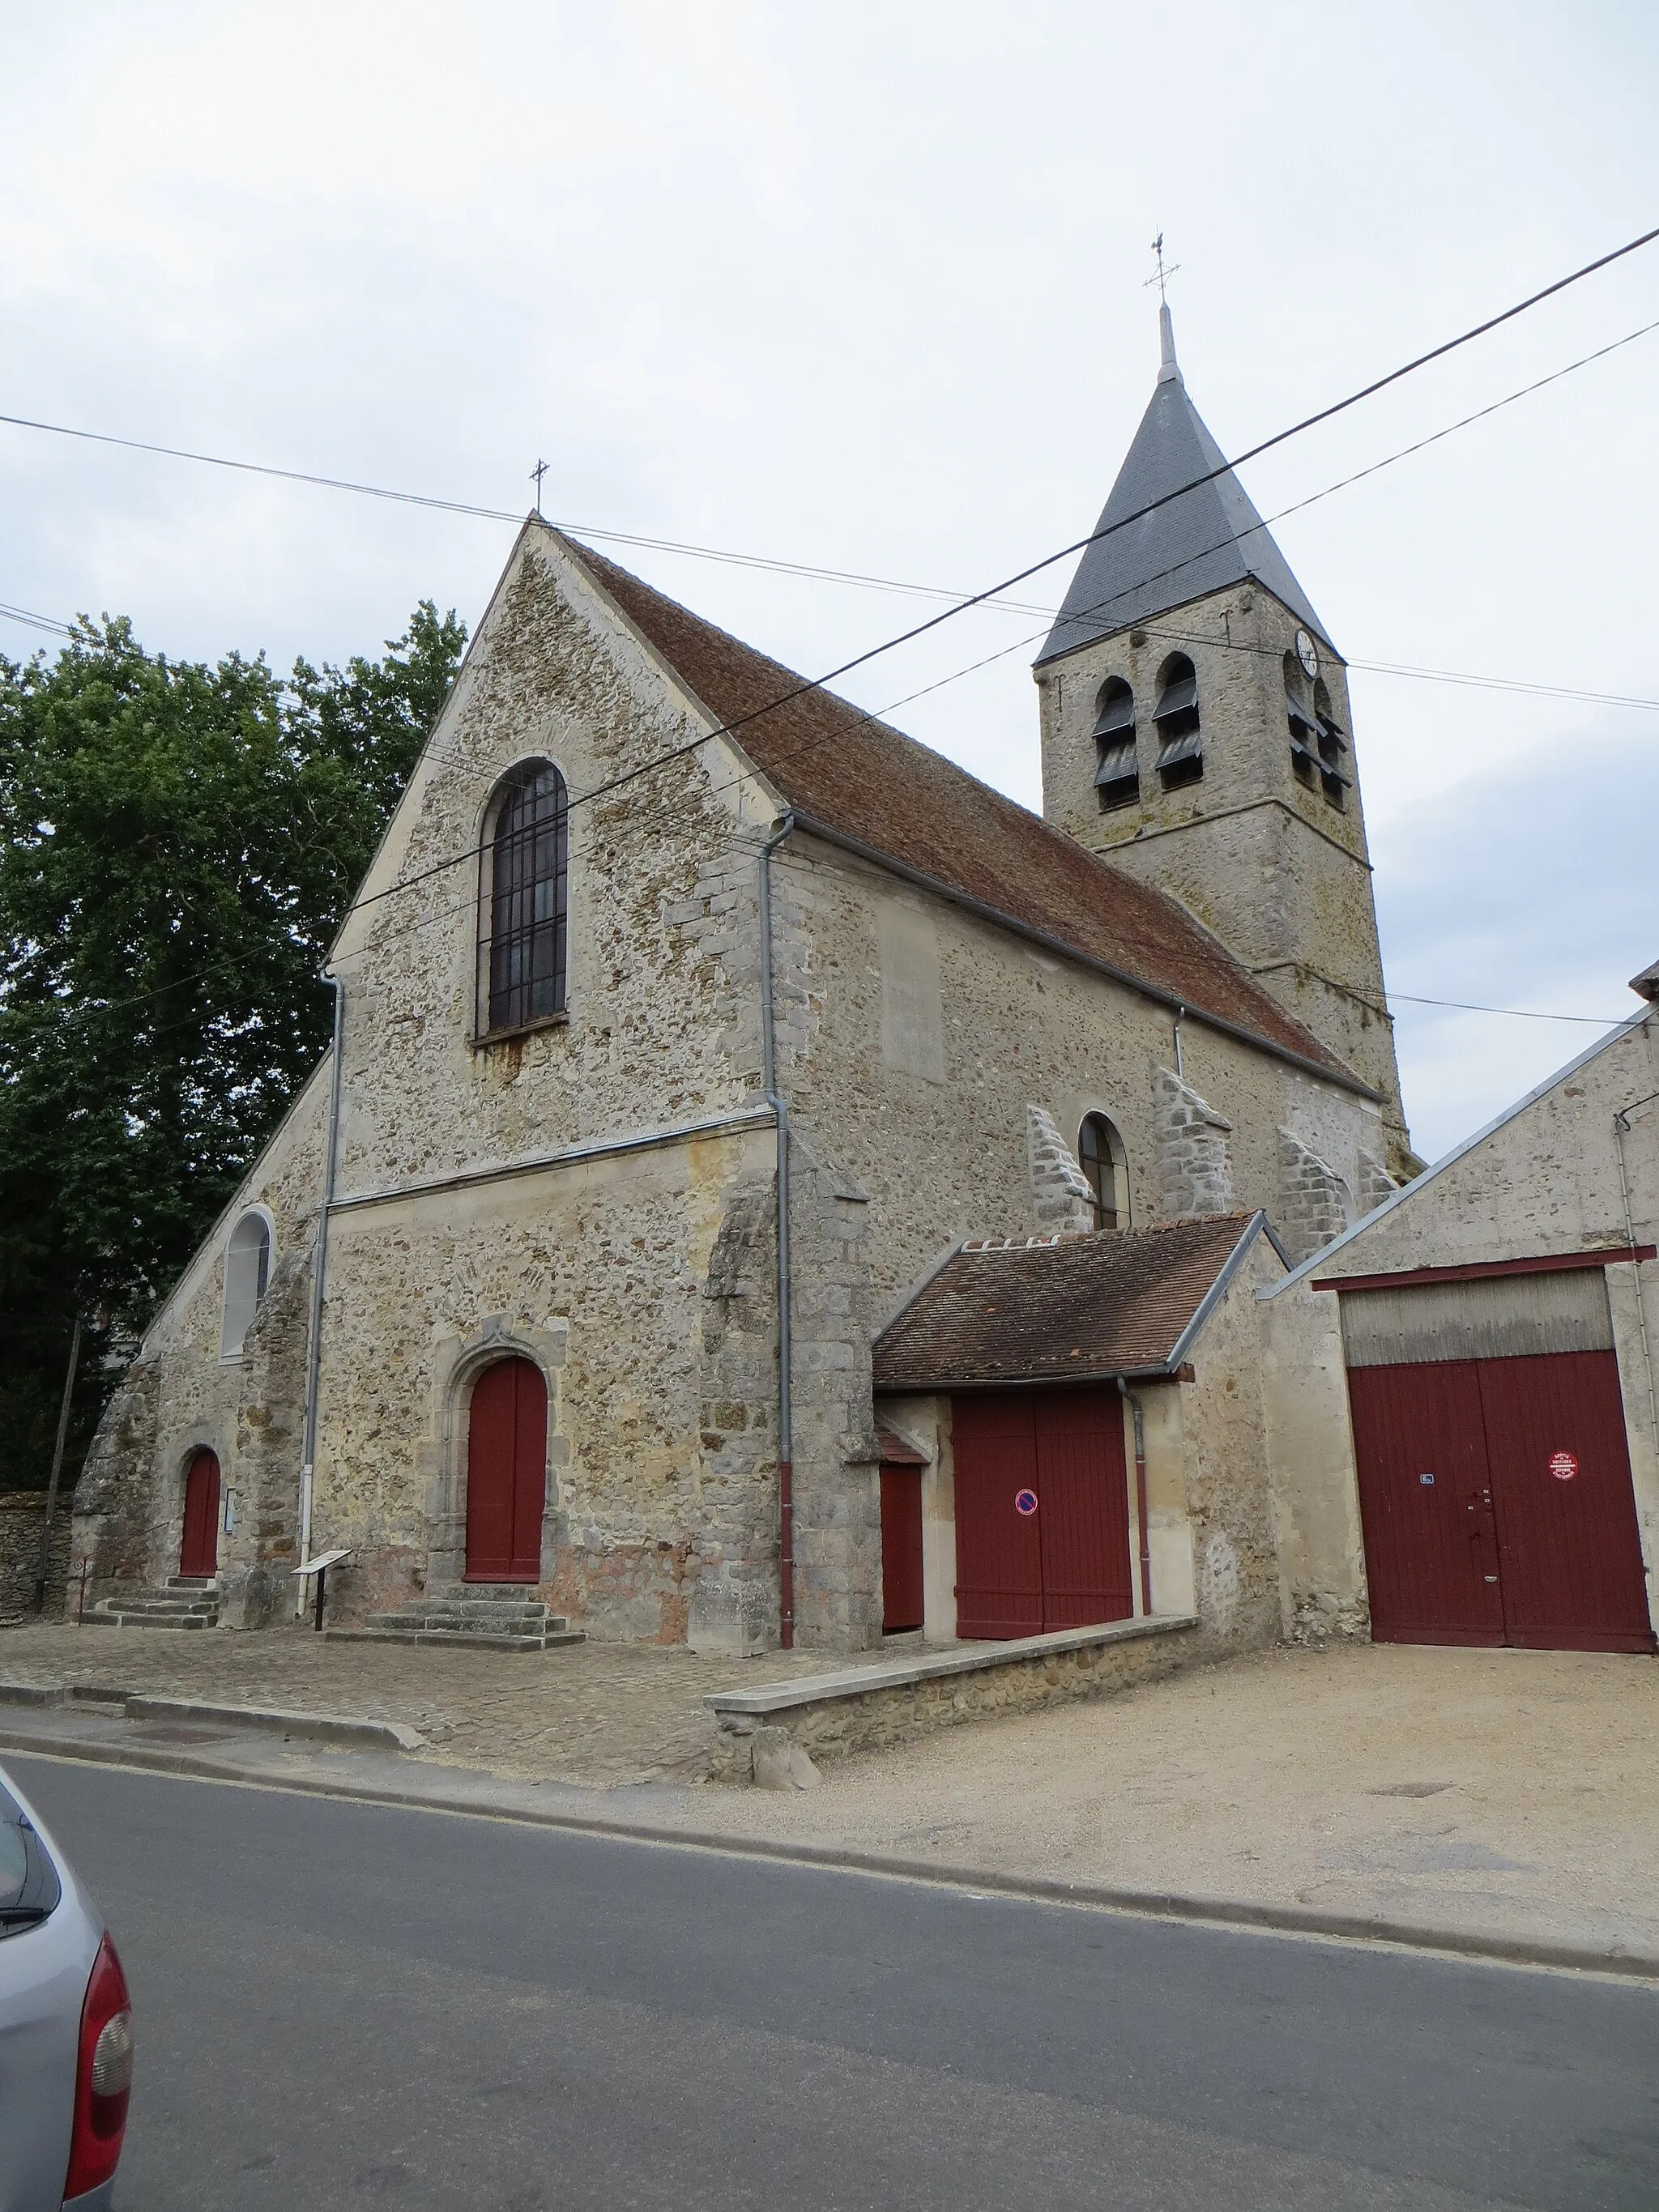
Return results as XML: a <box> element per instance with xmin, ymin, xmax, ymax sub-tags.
<box><xmin>1294</xmin><ymin>629</ymin><xmax>1320</xmax><ymax>680</ymax></box>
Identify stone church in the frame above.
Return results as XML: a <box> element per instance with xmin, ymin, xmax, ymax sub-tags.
<box><xmin>74</xmin><ymin>308</ymin><xmax>1415</xmax><ymax>1659</ymax></box>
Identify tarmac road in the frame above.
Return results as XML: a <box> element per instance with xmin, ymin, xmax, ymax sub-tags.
<box><xmin>10</xmin><ymin>1752</ymin><xmax>1659</xmax><ymax>2211</ymax></box>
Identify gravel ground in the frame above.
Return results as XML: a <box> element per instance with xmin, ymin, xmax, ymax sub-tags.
<box><xmin>667</xmin><ymin>1639</ymin><xmax>1659</xmax><ymax>1958</ymax></box>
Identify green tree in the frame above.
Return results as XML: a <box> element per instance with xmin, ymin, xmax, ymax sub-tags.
<box><xmin>0</xmin><ymin>603</ymin><xmax>466</xmax><ymax>1490</ymax></box>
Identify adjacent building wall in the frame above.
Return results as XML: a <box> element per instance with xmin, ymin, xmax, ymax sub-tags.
<box><xmin>1260</xmin><ymin>1011</ymin><xmax>1659</xmax><ymax>1638</ymax></box>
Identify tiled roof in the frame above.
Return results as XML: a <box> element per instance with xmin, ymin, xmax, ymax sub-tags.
<box><xmin>563</xmin><ymin>536</ymin><xmax>1358</xmax><ymax>1086</ymax></box>
<box><xmin>872</xmin><ymin>1215</ymin><xmax>1265</xmax><ymax>1390</ymax></box>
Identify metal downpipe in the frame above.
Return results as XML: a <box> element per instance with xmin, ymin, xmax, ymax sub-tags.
<box><xmin>759</xmin><ymin>816</ymin><xmax>797</xmax><ymax>1647</ymax></box>
<box><xmin>296</xmin><ymin>974</ymin><xmax>346</xmax><ymax>1617</ymax></box>
<box><xmin>1118</xmin><ymin>1375</ymin><xmax>1153</xmax><ymax>1616</ymax></box>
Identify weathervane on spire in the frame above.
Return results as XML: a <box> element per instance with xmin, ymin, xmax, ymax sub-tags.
<box><xmin>1145</xmin><ymin>231</ymin><xmax>1181</xmax><ymax>305</ymax></box>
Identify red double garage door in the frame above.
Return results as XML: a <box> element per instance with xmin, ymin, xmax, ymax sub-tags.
<box><xmin>952</xmin><ymin>1390</ymin><xmax>1134</xmax><ymax>1639</ymax></box>
<box><xmin>1347</xmin><ymin>1319</ymin><xmax>1653</xmax><ymax>1654</ymax></box>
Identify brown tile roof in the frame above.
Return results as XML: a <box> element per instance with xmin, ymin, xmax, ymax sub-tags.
<box><xmin>562</xmin><ymin>536</ymin><xmax>1361</xmax><ymax>1086</ymax></box>
<box><xmin>872</xmin><ymin>1215</ymin><xmax>1272</xmax><ymax>1390</ymax></box>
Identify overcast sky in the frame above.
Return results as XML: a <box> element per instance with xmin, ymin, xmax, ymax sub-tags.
<box><xmin>4</xmin><ymin>1</ymin><xmax>1656</xmax><ymax>1161</ymax></box>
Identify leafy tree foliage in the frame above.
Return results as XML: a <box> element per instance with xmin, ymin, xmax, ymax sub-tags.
<box><xmin>0</xmin><ymin>603</ymin><xmax>466</xmax><ymax>1490</ymax></box>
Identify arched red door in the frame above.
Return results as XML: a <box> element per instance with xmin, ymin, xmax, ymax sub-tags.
<box><xmin>179</xmin><ymin>1449</ymin><xmax>221</xmax><ymax>1578</ymax></box>
<box><xmin>465</xmin><ymin>1358</ymin><xmax>548</xmax><ymax>1583</ymax></box>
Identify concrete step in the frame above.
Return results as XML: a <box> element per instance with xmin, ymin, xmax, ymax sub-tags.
<box><xmin>370</xmin><ymin>1602</ymin><xmax>557</xmax><ymax>1630</ymax></box>
<box><xmin>324</xmin><ymin>1626</ymin><xmax>586</xmax><ymax>1652</ymax></box>
<box><xmin>363</xmin><ymin>1614</ymin><xmax>563</xmax><ymax>1639</ymax></box>
<box><xmin>164</xmin><ymin>1576</ymin><xmax>216</xmax><ymax>1592</ymax></box>
<box><xmin>85</xmin><ymin>1609</ymin><xmax>219</xmax><ymax>1630</ymax></box>
<box><xmin>429</xmin><ymin>1582</ymin><xmax>544</xmax><ymax>1602</ymax></box>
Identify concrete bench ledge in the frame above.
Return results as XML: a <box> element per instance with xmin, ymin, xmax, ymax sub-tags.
<box><xmin>706</xmin><ymin>1613</ymin><xmax>1199</xmax><ymax>1720</ymax></box>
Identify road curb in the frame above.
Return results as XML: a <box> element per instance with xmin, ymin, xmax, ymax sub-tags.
<box><xmin>3</xmin><ymin>1718</ymin><xmax>1656</xmax><ymax>1984</ymax></box>
<box><xmin>0</xmin><ymin>1684</ymin><xmax>424</xmax><ymax>1753</ymax></box>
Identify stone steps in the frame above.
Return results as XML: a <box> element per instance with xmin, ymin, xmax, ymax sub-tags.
<box><xmin>87</xmin><ymin>1584</ymin><xmax>220</xmax><ymax>1630</ymax></box>
<box><xmin>326</xmin><ymin>1583</ymin><xmax>582</xmax><ymax>1652</ymax></box>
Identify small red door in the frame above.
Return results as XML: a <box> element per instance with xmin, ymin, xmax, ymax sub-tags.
<box><xmin>1347</xmin><ymin>1362</ymin><xmax>1504</xmax><ymax>1646</ymax></box>
<box><xmin>1478</xmin><ymin>1352</ymin><xmax>1652</xmax><ymax>1654</ymax></box>
<box><xmin>951</xmin><ymin>1391</ymin><xmax>1134</xmax><ymax>1639</ymax></box>
<box><xmin>179</xmin><ymin>1449</ymin><xmax>220</xmax><ymax>1579</ymax></box>
<box><xmin>880</xmin><ymin>1465</ymin><xmax>925</xmax><ymax>1632</ymax></box>
<box><xmin>952</xmin><ymin>1395</ymin><xmax>1043</xmax><ymax>1638</ymax></box>
<box><xmin>466</xmin><ymin>1358</ymin><xmax>548</xmax><ymax>1582</ymax></box>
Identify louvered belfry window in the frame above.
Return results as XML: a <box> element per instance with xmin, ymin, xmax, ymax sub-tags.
<box><xmin>484</xmin><ymin>762</ymin><xmax>568</xmax><ymax>1034</ymax></box>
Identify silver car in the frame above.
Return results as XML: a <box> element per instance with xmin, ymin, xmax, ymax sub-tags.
<box><xmin>0</xmin><ymin>1762</ymin><xmax>134</xmax><ymax>2210</ymax></box>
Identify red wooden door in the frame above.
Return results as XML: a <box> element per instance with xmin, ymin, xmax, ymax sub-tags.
<box><xmin>1035</xmin><ymin>1392</ymin><xmax>1133</xmax><ymax>1630</ymax></box>
<box><xmin>879</xmin><ymin>1466</ymin><xmax>925</xmax><ymax>1632</ymax></box>
<box><xmin>1478</xmin><ymin>1352</ymin><xmax>1652</xmax><ymax>1654</ymax></box>
<box><xmin>179</xmin><ymin>1449</ymin><xmax>220</xmax><ymax>1579</ymax></box>
<box><xmin>466</xmin><ymin>1358</ymin><xmax>548</xmax><ymax>1582</ymax></box>
<box><xmin>1347</xmin><ymin>1362</ymin><xmax>1503</xmax><ymax>1646</ymax></box>
<box><xmin>951</xmin><ymin>1395</ymin><xmax>1043</xmax><ymax>1637</ymax></box>
<box><xmin>951</xmin><ymin>1392</ymin><xmax>1133</xmax><ymax>1638</ymax></box>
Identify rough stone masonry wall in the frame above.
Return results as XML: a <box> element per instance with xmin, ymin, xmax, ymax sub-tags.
<box><xmin>72</xmin><ymin>1057</ymin><xmax>329</xmax><ymax>1615</ymax></box>
<box><xmin>1033</xmin><ymin>580</ymin><xmax>1411</xmax><ymax>1172</ymax></box>
<box><xmin>1027</xmin><ymin>1105</ymin><xmax>1097</xmax><ymax>1231</ymax></box>
<box><xmin>708</xmin><ymin>1622</ymin><xmax>1201</xmax><ymax>1777</ymax></box>
<box><xmin>775</xmin><ymin>837</ymin><xmax>1381</xmax><ymax>1319</ymax></box>
<box><xmin>0</xmin><ymin>1494</ymin><xmax>74</xmax><ymax>1623</ymax></box>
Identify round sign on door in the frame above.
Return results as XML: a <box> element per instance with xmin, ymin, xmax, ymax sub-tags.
<box><xmin>1013</xmin><ymin>1487</ymin><xmax>1038</xmax><ymax>1517</ymax></box>
<box><xmin>1549</xmin><ymin>1449</ymin><xmax>1578</xmax><ymax>1482</ymax></box>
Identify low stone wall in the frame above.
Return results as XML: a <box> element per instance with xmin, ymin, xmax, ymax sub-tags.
<box><xmin>0</xmin><ymin>1494</ymin><xmax>75</xmax><ymax>1625</ymax></box>
<box><xmin>705</xmin><ymin>1614</ymin><xmax>1200</xmax><ymax>1781</ymax></box>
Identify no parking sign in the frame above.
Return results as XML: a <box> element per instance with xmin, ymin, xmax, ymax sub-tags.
<box><xmin>1549</xmin><ymin>1449</ymin><xmax>1579</xmax><ymax>1483</ymax></box>
<box><xmin>1013</xmin><ymin>1487</ymin><xmax>1038</xmax><ymax>1517</ymax></box>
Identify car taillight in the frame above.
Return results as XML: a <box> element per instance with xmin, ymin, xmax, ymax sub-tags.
<box><xmin>63</xmin><ymin>1933</ymin><xmax>134</xmax><ymax>2201</ymax></box>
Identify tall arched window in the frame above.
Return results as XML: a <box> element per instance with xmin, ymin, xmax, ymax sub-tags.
<box><xmin>221</xmin><ymin>1210</ymin><xmax>271</xmax><ymax>1357</ymax></box>
<box><xmin>1092</xmin><ymin>678</ymin><xmax>1138</xmax><ymax>811</ymax></box>
<box><xmin>480</xmin><ymin>761</ymin><xmax>569</xmax><ymax>1035</ymax></box>
<box><xmin>1077</xmin><ymin>1114</ymin><xmax>1128</xmax><ymax>1231</ymax></box>
<box><xmin>1152</xmin><ymin>654</ymin><xmax>1202</xmax><ymax>790</ymax></box>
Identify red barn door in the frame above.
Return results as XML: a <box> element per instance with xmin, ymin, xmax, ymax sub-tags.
<box><xmin>952</xmin><ymin>1394</ymin><xmax>1043</xmax><ymax>1638</ymax></box>
<box><xmin>466</xmin><ymin>1357</ymin><xmax>548</xmax><ymax>1583</ymax></box>
<box><xmin>1477</xmin><ymin>1351</ymin><xmax>1651</xmax><ymax>1654</ymax></box>
<box><xmin>178</xmin><ymin>1449</ymin><xmax>220</xmax><ymax>1579</ymax></box>
<box><xmin>951</xmin><ymin>1391</ymin><xmax>1133</xmax><ymax>1639</ymax></box>
<box><xmin>1347</xmin><ymin>1362</ymin><xmax>1503</xmax><ymax>1646</ymax></box>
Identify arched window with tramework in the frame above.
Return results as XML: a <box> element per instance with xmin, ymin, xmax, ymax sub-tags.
<box><xmin>221</xmin><ymin>1210</ymin><xmax>271</xmax><ymax>1357</ymax></box>
<box><xmin>1152</xmin><ymin>654</ymin><xmax>1202</xmax><ymax>790</ymax></box>
<box><xmin>1077</xmin><ymin>1114</ymin><xmax>1129</xmax><ymax>1231</ymax></box>
<box><xmin>479</xmin><ymin>761</ymin><xmax>569</xmax><ymax>1036</ymax></box>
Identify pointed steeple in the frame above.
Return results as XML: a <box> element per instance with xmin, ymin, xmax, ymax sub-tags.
<box><xmin>1036</xmin><ymin>309</ymin><xmax>1333</xmax><ymax>667</ymax></box>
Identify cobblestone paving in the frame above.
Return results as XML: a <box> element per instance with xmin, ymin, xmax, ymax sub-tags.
<box><xmin>0</xmin><ymin>1624</ymin><xmax>872</xmax><ymax>1786</ymax></box>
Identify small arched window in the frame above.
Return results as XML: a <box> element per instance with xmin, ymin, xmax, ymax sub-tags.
<box><xmin>221</xmin><ymin>1211</ymin><xmax>271</xmax><ymax>1358</ymax></box>
<box><xmin>1077</xmin><ymin>1114</ymin><xmax>1128</xmax><ymax>1231</ymax></box>
<box><xmin>1152</xmin><ymin>654</ymin><xmax>1202</xmax><ymax>790</ymax></box>
<box><xmin>480</xmin><ymin>761</ymin><xmax>569</xmax><ymax>1035</ymax></box>
<box><xmin>1091</xmin><ymin>679</ymin><xmax>1138</xmax><ymax>811</ymax></box>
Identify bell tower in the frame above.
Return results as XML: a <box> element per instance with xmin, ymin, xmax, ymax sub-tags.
<box><xmin>1034</xmin><ymin>305</ymin><xmax>1416</xmax><ymax>1176</ymax></box>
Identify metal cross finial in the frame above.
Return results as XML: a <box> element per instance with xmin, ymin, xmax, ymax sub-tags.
<box><xmin>1145</xmin><ymin>232</ymin><xmax>1181</xmax><ymax>304</ymax></box>
<box><xmin>530</xmin><ymin>458</ymin><xmax>549</xmax><ymax>518</ymax></box>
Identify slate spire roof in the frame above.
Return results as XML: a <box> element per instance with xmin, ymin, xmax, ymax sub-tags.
<box><xmin>1036</xmin><ymin>306</ymin><xmax>1335</xmax><ymax>667</ymax></box>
